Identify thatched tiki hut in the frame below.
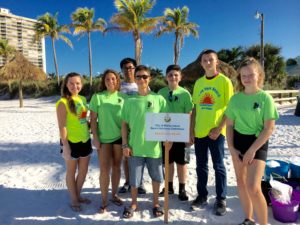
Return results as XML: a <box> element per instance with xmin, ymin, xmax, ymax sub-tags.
<box><xmin>0</xmin><ymin>52</ymin><xmax>46</xmax><ymax>107</ymax></box>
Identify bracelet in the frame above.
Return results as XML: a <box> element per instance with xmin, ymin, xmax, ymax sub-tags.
<box><xmin>121</xmin><ymin>144</ymin><xmax>129</xmax><ymax>150</ymax></box>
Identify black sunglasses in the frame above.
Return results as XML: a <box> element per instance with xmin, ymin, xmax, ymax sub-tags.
<box><xmin>135</xmin><ymin>75</ymin><xmax>149</xmax><ymax>80</ymax></box>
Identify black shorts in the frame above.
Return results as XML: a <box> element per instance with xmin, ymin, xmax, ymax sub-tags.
<box><xmin>233</xmin><ymin>130</ymin><xmax>268</xmax><ymax>162</ymax></box>
<box><xmin>104</xmin><ymin>137</ymin><xmax>122</xmax><ymax>145</ymax></box>
<box><xmin>162</xmin><ymin>142</ymin><xmax>189</xmax><ymax>165</ymax></box>
<box><xmin>60</xmin><ymin>139</ymin><xmax>93</xmax><ymax>159</ymax></box>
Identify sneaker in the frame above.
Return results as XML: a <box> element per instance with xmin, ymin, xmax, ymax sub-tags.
<box><xmin>239</xmin><ymin>219</ymin><xmax>256</xmax><ymax>225</ymax></box>
<box><xmin>178</xmin><ymin>190</ymin><xmax>189</xmax><ymax>201</ymax></box>
<box><xmin>159</xmin><ymin>187</ymin><xmax>174</xmax><ymax>196</ymax></box>
<box><xmin>214</xmin><ymin>199</ymin><xmax>226</xmax><ymax>216</ymax></box>
<box><xmin>191</xmin><ymin>196</ymin><xmax>208</xmax><ymax>207</ymax></box>
<box><xmin>118</xmin><ymin>182</ymin><xmax>130</xmax><ymax>194</ymax></box>
<box><xmin>137</xmin><ymin>185</ymin><xmax>146</xmax><ymax>194</ymax></box>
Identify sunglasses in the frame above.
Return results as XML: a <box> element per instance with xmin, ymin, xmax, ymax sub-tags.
<box><xmin>135</xmin><ymin>75</ymin><xmax>149</xmax><ymax>80</ymax></box>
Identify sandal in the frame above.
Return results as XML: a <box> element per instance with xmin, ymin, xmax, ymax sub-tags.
<box><xmin>123</xmin><ymin>206</ymin><xmax>136</xmax><ymax>218</ymax></box>
<box><xmin>152</xmin><ymin>206</ymin><xmax>164</xmax><ymax>217</ymax></box>
<box><xmin>70</xmin><ymin>204</ymin><xmax>82</xmax><ymax>212</ymax></box>
<box><xmin>110</xmin><ymin>195</ymin><xmax>123</xmax><ymax>206</ymax></box>
<box><xmin>99</xmin><ymin>205</ymin><xmax>108</xmax><ymax>214</ymax></box>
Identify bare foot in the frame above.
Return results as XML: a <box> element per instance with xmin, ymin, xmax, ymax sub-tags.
<box><xmin>70</xmin><ymin>203</ymin><xmax>82</xmax><ymax>212</ymax></box>
<box><xmin>79</xmin><ymin>197</ymin><xmax>91</xmax><ymax>204</ymax></box>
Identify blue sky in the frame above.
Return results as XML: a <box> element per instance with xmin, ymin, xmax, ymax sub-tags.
<box><xmin>1</xmin><ymin>0</ymin><xmax>300</xmax><ymax>75</ymax></box>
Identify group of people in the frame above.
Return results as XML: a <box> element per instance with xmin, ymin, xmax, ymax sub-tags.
<box><xmin>56</xmin><ymin>49</ymin><xmax>279</xmax><ymax>225</ymax></box>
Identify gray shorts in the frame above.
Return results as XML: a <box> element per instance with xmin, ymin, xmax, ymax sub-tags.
<box><xmin>128</xmin><ymin>156</ymin><xmax>163</xmax><ymax>187</ymax></box>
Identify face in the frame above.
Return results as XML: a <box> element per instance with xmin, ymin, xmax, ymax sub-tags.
<box><xmin>240</xmin><ymin>65</ymin><xmax>260</xmax><ymax>89</ymax></box>
<box><xmin>166</xmin><ymin>70</ymin><xmax>181</xmax><ymax>87</ymax></box>
<box><xmin>66</xmin><ymin>76</ymin><xmax>82</xmax><ymax>95</ymax></box>
<box><xmin>122</xmin><ymin>62</ymin><xmax>135</xmax><ymax>82</ymax></box>
<box><xmin>105</xmin><ymin>72</ymin><xmax>118</xmax><ymax>92</ymax></box>
<box><xmin>200</xmin><ymin>53</ymin><xmax>218</xmax><ymax>72</ymax></box>
<box><xmin>135</xmin><ymin>70</ymin><xmax>151</xmax><ymax>89</ymax></box>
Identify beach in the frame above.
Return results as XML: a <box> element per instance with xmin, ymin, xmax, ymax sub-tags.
<box><xmin>0</xmin><ymin>97</ymin><xmax>299</xmax><ymax>225</ymax></box>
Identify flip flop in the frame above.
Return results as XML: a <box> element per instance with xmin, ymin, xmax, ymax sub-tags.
<box><xmin>152</xmin><ymin>206</ymin><xmax>164</xmax><ymax>217</ymax></box>
<box><xmin>123</xmin><ymin>206</ymin><xmax>136</xmax><ymax>218</ymax></box>
<box><xmin>70</xmin><ymin>204</ymin><xmax>82</xmax><ymax>212</ymax></box>
<box><xmin>110</xmin><ymin>195</ymin><xmax>123</xmax><ymax>206</ymax></box>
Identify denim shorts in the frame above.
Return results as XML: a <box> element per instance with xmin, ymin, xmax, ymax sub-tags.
<box><xmin>128</xmin><ymin>156</ymin><xmax>163</xmax><ymax>187</ymax></box>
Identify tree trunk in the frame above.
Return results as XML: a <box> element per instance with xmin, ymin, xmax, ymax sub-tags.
<box><xmin>88</xmin><ymin>32</ymin><xmax>93</xmax><ymax>88</ymax></box>
<box><xmin>19</xmin><ymin>80</ymin><xmax>23</xmax><ymax>108</ymax></box>
<box><xmin>174</xmin><ymin>33</ymin><xmax>179</xmax><ymax>65</ymax></box>
<box><xmin>52</xmin><ymin>38</ymin><xmax>59</xmax><ymax>86</ymax></box>
<box><xmin>134</xmin><ymin>32</ymin><xmax>142</xmax><ymax>65</ymax></box>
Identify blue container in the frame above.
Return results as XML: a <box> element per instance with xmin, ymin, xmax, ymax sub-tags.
<box><xmin>290</xmin><ymin>163</ymin><xmax>300</xmax><ymax>178</ymax></box>
<box><xmin>264</xmin><ymin>160</ymin><xmax>290</xmax><ymax>181</ymax></box>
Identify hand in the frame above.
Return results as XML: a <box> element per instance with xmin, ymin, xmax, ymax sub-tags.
<box><xmin>189</xmin><ymin>131</ymin><xmax>195</xmax><ymax>146</ymax></box>
<box><xmin>208</xmin><ymin>127</ymin><xmax>221</xmax><ymax>140</ymax></box>
<box><xmin>230</xmin><ymin>148</ymin><xmax>242</xmax><ymax>164</ymax></box>
<box><xmin>93</xmin><ymin>138</ymin><xmax>101</xmax><ymax>150</ymax></box>
<box><xmin>123</xmin><ymin>147</ymin><xmax>132</xmax><ymax>157</ymax></box>
<box><xmin>62</xmin><ymin>145</ymin><xmax>72</xmax><ymax>160</ymax></box>
<box><xmin>164</xmin><ymin>141</ymin><xmax>173</xmax><ymax>151</ymax></box>
<box><xmin>243</xmin><ymin>149</ymin><xmax>256</xmax><ymax>165</ymax></box>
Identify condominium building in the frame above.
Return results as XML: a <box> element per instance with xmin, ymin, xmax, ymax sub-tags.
<box><xmin>0</xmin><ymin>8</ymin><xmax>46</xmax><ymax>72</ymax></box>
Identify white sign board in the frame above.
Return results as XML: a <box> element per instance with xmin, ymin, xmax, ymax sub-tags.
<box><xmin>145</xmin><ymin>113</ymin><xmax>190</xmax><ymax>142</ymax></box>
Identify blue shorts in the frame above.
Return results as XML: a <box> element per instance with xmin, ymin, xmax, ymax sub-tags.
<box><xmin>128</xmin><ymin>156</ymin><xmax>163</xmax><ymax>187</ymax></box>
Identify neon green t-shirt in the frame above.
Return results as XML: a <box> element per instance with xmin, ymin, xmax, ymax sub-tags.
<box><xmin>89</xmin><ymin>91</ymin><xmax>127</xmax><ymax>143</ymax></box>
<box><xmin>158</xmin><ymin>86</ymin><xmax>193</xmax><ymax>113</ymax></box>
<box><xmin>192</xmin><ymin>73</ymin><xmax>234</xmax><ymax>138</ymax></box>
<box><xmin>56</xmin><ymin>95</ymin><xmax>90</xmax><ymax>143</ymax></box>
<box><xmin>225</xmin><ymin>90</ymin><xmax>279</xmax><ymax>137</ymax></box>
<box><xmin>121</xmin><ymin>92</ymin><xmax>167</xmax><ymax>158</ymax></box>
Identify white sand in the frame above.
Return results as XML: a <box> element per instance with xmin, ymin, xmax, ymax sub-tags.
<box><xmin>0</xmin><ymin>97</ymin><xmax>299</xmax><ymax>225</ymax></box>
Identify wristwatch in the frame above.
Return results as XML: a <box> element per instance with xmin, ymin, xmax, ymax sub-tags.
<box><xmin>121</xmin><ymin>144</ymin><xmax>129</xmax><ymax>150</ymax></box>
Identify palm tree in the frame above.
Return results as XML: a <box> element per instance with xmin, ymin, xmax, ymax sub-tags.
<box><xmin>156</xmin><ymin>6</ymin><xmax>199</xmax><ymax>65</ymax></box>
<box><xmin>108</xmin><ymin>0</ymin><xmax>160</xmax><ymax>65</ymax></box>
<box><xmin>217</xmin><ymin>46</ymin><xmax>244</xmax><ymax>69</ymax></box>
<box><xmin>71</xmin><ymin>7</ymin><xmax>106</xmax><ymax>88</ymax></box>
<box><xmin>0</xmin><ymin>52</ymin><xmax>46</xmax><ymax>107</ymax></box>
<box><xmin>35</xmin><ymin>12</ymin><xmax>72</xmax><ymax>86</ymax></box>
<box><xmin>0</xmin><ymin>39</ymin><xmax>16</xmax><ymax>64</ymax></box>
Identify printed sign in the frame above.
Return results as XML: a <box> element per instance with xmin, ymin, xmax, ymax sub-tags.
<box><xmin>145</xmin><ymin>113</ymin><xmax>190</xmax><ymax>142</ymax></box>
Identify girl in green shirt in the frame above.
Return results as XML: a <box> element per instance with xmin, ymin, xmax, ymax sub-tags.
<box><xmin>90</xmin><ymin>69</ymin><xmax>126</xmax><ymax>213</ymax></box>
<box><xmin>225</xmin><ymin>58</ymin><xmax>279</xmax><ymax>225</ymax></box>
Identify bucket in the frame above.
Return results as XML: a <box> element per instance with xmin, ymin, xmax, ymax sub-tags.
<box><xmin>269</xmin><ymin>191</ymin><xmax>299</xmax><ymax>223</ymax></box>
<box><xmin>264</xmin><ymin>160</ymin><xmax>289</xmax><ymax>181</ymax></box>
<box><xmin>290</xmin><ymin>162</ymin><xmax>300</xmax><ymax>178</ymax></box>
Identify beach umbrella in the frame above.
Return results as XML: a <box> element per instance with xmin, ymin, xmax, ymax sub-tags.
<box><xmin>0</xmin><ymin>52</ymin><xmax>46</xmax><ymax>107</ymax></box>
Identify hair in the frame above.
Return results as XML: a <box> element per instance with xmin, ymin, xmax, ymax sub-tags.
<box><xmin>166</xmin><ymin>64</ymin><xmax>181</xmax><ymax>74</ymax></box>
<box><xmin>61</xmin><ymin>72</ymin><xmax>82</xmax><ymax>115</ymax></box>
<box><xmin>99</xmin><ymin>69</ymin><xmax>121</xmax><ymax>92</ymax></box>
<box><xmin>120</xmin><ymin>57</ymin><xmax>137</xmax><ymax>69</ymax></box>
<box><xmin>199</xmin><ymin>49</ymin><xmax>218</xmax><ymax>61</ymax></box>
<box><xmin>236</xmin><ymin>57</ymin><xmax>265</xmax><ymax>92</ymax></box>
<box><xmin>134</xmin><ymin>65</ymin><xmax>151</xmax><ymax>76</ymax></box>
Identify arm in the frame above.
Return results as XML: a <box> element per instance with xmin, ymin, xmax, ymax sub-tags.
<box><xmin>209</xmin><ymin>114</ymin><xmax>227</xmax><ymax>140</ymax></box>
<box><xmin>190</xmin><ymin>107</ymin><xmax>196</xmax><ymax>144</ymax></box>
<box><xmin>56</xmin><ymin>103</ymin><xmax>71</xmax><ymax>160</ymax></box>
<box><xmin>243</xmin><ymin>119</ymin><xmax>275</xmax><ymax>165</ymax></box>
<box><xmin>90</xmin><ymin>111</ymin><xmax>101</xmax><ymax>150</ymax></box>
<box><xmin>121</xmin><ymin>121</ymin><xmax>132</xmax><ymax>157</ymax></box>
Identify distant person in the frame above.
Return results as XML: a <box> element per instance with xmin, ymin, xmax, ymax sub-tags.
<box><xmin>56</xmin><ymin>72</ymin><xmax>92</xmax><ymax>212</ymax></box>
<box><xmin>225</xmin><ymin>57</ymin><xmax>279</xmax><ymax>225</ymax></box>
<box><xmin>118</xmin><ymin>57</ymin><xmax>146</xmax><ymax>195</ymax></box>
<box><xmin>158</xmin><ymin>64</ymin><xmax>193</xmax><ymax>201</ymax></box>
<box><xmin>121</xmin><ymin>65</ymin><xmax>167</xmax><ymax>218</ymax></box>
<box><xmin>90</xmin><ymin>69</ymin><xmax>127</xmax><ymax>213</ymax></box>
<box><xmin>191</xmin><ymin>49</ymin><xmax>234</xmax><ymax>216</ymax></box>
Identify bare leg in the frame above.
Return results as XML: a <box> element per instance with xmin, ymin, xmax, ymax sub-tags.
<box><xmin>98</xmin><ymin>144</ymin><xmax>112</xmax><ymax>207</ymax></box>
<box><xmin>247</xmin><ymin>160</ymin><xmax>268</xmax><ymax>225</ymax></box>
<box><xmin>168</xmin><ymin>163</ymin><xmax>174</xmax><ymax>182</ymax></box>
<box><xmin>65</xmin><ymin>159</ymin><xmax>80</xmax><ymax>207</ymax></box>
<box><xmin>232</xmin><ymin>157</ymin><xmax>253</xmax><ymax>220</ymax></box>
<box><xmin>152</xmin><ymin>181</ymin><xmax>160</xmax><ymax>207</ymax></box>
<box><xmin>76</xmin><ymin>156</ymin><xmax>91</xmax><ymax>202</ymax></box>
<box><xmin>130</xmin><ymin>186</ymin><xmax>138</xmax><ymax>210</ymax></box>
<box><xmin>177</xmin><ymin>164</ymin><xmax>187</xmax><ymax>184</ymax></box>
<box><xmin>111</xmin><ymin>144</ymin><xmax>123</xmax><ymax>197</ymax></box>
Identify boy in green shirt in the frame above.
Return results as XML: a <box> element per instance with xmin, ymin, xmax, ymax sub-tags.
<box><xmin>191</xmin><ymin>49</ymin><xmax>233</xmax><ymax>216</ymax></box>
<box><xmin>121</xmin><ymin>65</ymin><xmax>167</xmax><ymax>218</ymax></box>
<box><xmin>158</xmin><ymin>64</ymin><xmax>193</xmax><ymax>201</ymax></box>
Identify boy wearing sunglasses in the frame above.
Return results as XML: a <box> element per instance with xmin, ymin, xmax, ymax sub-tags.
<box><xmin>158</xmin><ymin>65</ymin><xmax>193</xmax><ymax>201</ymax></box>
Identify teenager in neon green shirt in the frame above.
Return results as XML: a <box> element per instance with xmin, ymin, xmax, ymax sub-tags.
<box><xmin>225</xmin><ymin>58</ymin><xmax>279</xmax><ymax>225</ymax></box>
<box><xmin>90</xmin><ymin>69</ymin><xmax>126</xmax><ymax>213</ymax></box>
<box><xmin>56</xmin><ymin>72</ymin><xmax>92</xmax><ymax>212</ymax></box>
<box><xmin>121</xmin><ymin>65</ymin><xmax>168</xmax><ymax>218</ymax></box>
<box><xmin>158</xmin><ymin>64</ymin><xmax>193</xmax><ymax>201</ymax></box>
<box><xmin>191</xmin><ymin>49</ymin><xmax>233</xmax><ymax>216</ymax></box>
